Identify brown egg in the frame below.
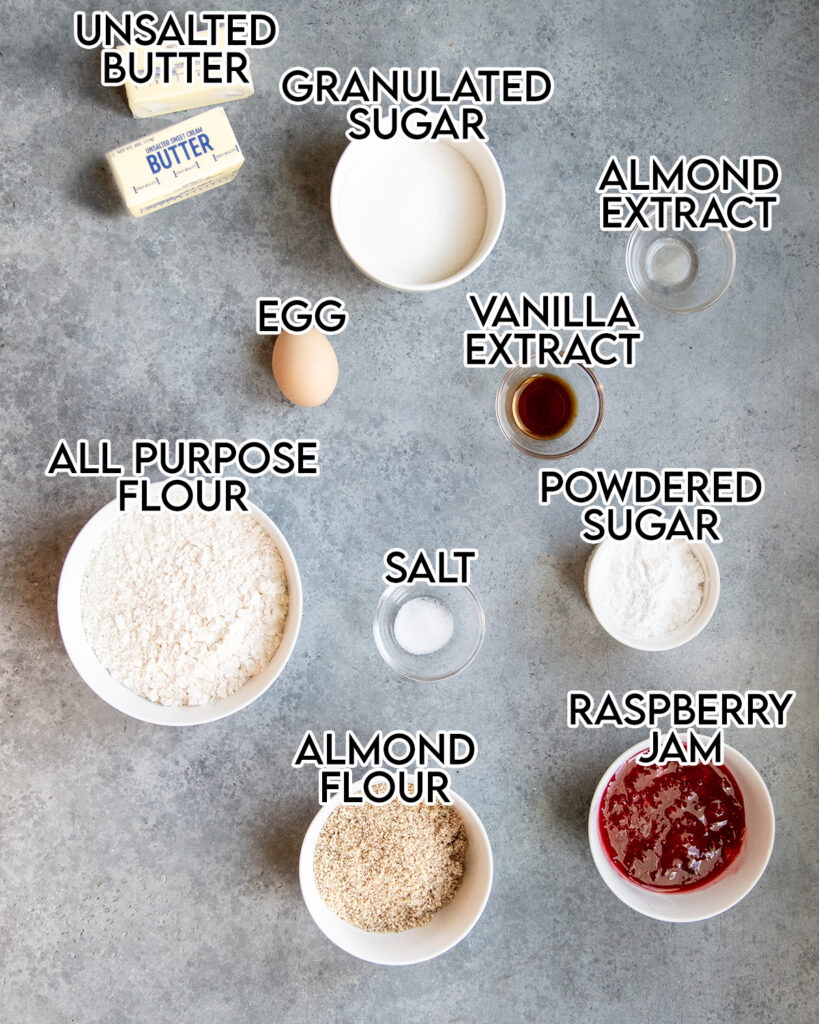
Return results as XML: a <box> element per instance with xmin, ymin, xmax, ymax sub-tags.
<box><xmin>272</xmin><ymin>326</ymin><xmax>339</xmax><ymax>407</ymax></box>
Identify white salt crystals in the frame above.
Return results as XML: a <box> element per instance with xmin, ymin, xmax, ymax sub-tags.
<box><xmin>81</xmin><ymin>507</ymin><xmax>289</xmax><ymax>705</ymax></box>
<box><xmin>591</xmin><ymin>538</ymin><xmax>706</xmax><ymax>638</ymax></box>
<box><xmin>393</xmin><ymin>596</ymin><xmax>455</xmax><ymax>656</ymax></box>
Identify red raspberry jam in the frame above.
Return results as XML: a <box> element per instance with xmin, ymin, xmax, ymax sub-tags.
<box><xmin>599</xmin><ymin>755</ymin><xmax>746</xmax><ymax>891</ymax></box>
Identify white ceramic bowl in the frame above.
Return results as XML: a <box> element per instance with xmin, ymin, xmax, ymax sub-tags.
<box><xmin>584</xmin><ymin>539</ymin><xmax>720</xmax><ymax>651</ymax></box>
<box><xmin>588</xmin><ymin>740</ymin><xmax>775</xmax><ymax>922</ymax></box>
<box><xmin>299</xmin><ymin>784</ymin><xmax>493</xmax><ymax>964</ymax></box>
<box><xmin>331</xmin><ymin>134</ymin><xmax>505</xmax><ymax>292</ymax></box>
<box><xmin>57</xmin><ymin>493</ymin><xmax>302</xmax><ymax>726</ymax></box>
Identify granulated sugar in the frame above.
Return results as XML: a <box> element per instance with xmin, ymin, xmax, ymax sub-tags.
<box><xmin>314</xmin><ymin>797</ymin><xmax>467</xmax><ymax>932</ymax></box>
<box><xmin>335</xmin><ymin>140</ymin><xmax>488</xmax><ymax>287</ymax></box>
<box><xmin>81</xmin><ymin>507</ymin><xmax>289</xmax><ymax>705</ymax></box>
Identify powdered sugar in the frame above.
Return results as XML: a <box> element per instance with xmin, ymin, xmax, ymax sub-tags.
<box><xmin>592</xmin><ymin>539</ymin><xmax>705</xmax><ymax>638</ymax></box>
<box><xmin>81</xmin><ymin>508</ymin><xmax>289</xmax><ymax>706</ymax></box>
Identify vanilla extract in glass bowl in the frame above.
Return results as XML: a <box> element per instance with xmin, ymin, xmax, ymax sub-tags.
<box><xmin>512</xmin><ymin>373</ymin><xmax>578</xmax><ymax>440</ymax></box>
<box><xmin>496</xmin><ymin>364</ymin><xmax>604</xmax><ymax>459</ymax></box>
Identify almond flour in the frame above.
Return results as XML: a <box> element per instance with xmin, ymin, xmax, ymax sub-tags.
<box><xmin>313</xmin><ymin>797</ymin><xmax>467</xmax><ymax>932</ymax></box>
<box><xmin>81</xmin><ymin>507</ymin><xmax>289</xmax><ymax>706</ymax></box>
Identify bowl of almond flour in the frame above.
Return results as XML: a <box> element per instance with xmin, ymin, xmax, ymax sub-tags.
<box><xmin>58</xmin><ymin>491</ymin><xmax>302</xmax><ymax>725</ymax></box>
<box><xmin>299</xmin><ymin>781</ymin><xmax>493</xmax><ymax>965</ymax></box>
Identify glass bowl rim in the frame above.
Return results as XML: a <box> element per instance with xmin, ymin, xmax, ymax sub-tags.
<box><xmin>625</xmin><ymin>216</ymin><xmax>736</xmax><ymax>314</ymax></box>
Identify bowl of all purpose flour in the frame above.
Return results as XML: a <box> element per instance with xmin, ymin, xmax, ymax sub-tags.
<box><xmin>584</xmin><ymin>538</ymin><xmax>720</xmax><ymax>651</ymax></box>
<box><xmin>330</xmin><ymin>134</ymin><xmax>505</xmax><ymax>291</ymax></box>
<box><xmin>57</xmin><ymin>492</ymin><xmax>302</xmax><ymax>725</ymax></box>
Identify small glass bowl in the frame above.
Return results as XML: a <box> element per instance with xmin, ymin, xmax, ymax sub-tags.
<box><xmin>495</xmin><ymin>364</ymin><xmax>605</xmax><ymax>459</ymax></box>
<box><xmin>626</xmin><ymin>214</ymin><xmax>735</xmax><ymax>313</ymax></box>
<box><xmin>373</xmin><ymin>582</ymin><xmax>485</xmax><ymax>681</ymax></box>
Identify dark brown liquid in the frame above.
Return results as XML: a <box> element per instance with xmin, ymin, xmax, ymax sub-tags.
<box><xmin>512</xmin><ymin>374</ymin><xmax>577</xmax><ymax>440</ymax></box>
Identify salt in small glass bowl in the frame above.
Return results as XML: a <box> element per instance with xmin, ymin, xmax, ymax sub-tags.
<box><xmin>495</xmin><ymin>364</ymin><xmax>605</xmax><ymax>459</ymax></box>
<box><xmin>373</xmin><ymin>581</ymin><xmax>485</xmax><ymax>681</ymax></box>
<box><xmin>626</xmin><ymin>212</ymin><xmax>735</xmax><ymax>313</ymax></box>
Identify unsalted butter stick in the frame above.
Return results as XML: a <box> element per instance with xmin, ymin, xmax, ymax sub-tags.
<box><xmin>105</xmin><ymin>107</ymin><xmax>244</xmax><ymax>218</ymax></box>
<box><xmin>121</xmin><ymin>36</ymin><xmax>253</xmax><ymax>118</ymax></box>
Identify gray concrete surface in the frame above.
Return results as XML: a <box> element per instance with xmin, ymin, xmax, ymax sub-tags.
<box><xmin>1</xmin><ymin>1</ymin><xmax>817</xmax><ymax>1021</ymax></box>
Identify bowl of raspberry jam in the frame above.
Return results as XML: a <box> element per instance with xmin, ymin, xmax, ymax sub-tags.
<box><xmin>588</xmin><ymin>741</ymin><xmax>775</xmax><ymax>922</ymax></box>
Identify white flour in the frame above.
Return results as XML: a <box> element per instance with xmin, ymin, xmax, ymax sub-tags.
<box><xmin>336</xmin><ymin>140</ymin><xmax>487</xmax><ymax>285</ymax></box>
<box><xmin>81</xmin><ymin>508</ymin><xmax>289</xmax><ymax>706</ymax></box>
<box><xmin>593</xmin><ymin>539</ymin><xmax>705</xmax><ymax>638</ymax></box>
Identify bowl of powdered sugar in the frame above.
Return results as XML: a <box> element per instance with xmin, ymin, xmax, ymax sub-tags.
<box><xmin>584</xmin><ymin>538</ymin><xmax>720</xmax><ymax>651</ymax></box>
<box><xmin>58</xmin><ymin>491</ymin><xmax>302</xmax><ymax>724</ymax></box>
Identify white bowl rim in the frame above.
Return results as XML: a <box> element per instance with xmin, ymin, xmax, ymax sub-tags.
<box><xmin>330</xmin><ymin>135</ymin><xmax>506</xmax><ymax>293</ymax></box>
<box><xmin>299</xmin><ymin>783</ymin><xmax>493</xmax><ymax>964</ymax></box>
<box><xmin>584</xmin><ymin>538</ymin><xmax>720</xmax><ymax>651</ymax></box>
<box><xmin>587</xmin><ymin>739</ymin><xmax>775</xmax><ymax>922</ymax></box>
<box><xmin>57</xmin><ymin>491</ymin><xmax>303</xmax><ymax>726</ymax></box>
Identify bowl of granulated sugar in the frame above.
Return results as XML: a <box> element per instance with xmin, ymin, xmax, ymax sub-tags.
<box><xmin>299</xmin><ymin>781</ymin><xmax>493</xmax><ymax>964</ymax></box>
<box><xmin>584</xmin><ymin>538</ymin><xmax>720</xmax><ymax>652</ymax></box>
<box><xmin>58</xmin><ymin>489</ymin><xmax>302</xmax><ymax>725</ymax></box>
<box><xmin>331</xmin><ymin>133</ymin><xmax>505</xmax><ymax>292</ymax></box>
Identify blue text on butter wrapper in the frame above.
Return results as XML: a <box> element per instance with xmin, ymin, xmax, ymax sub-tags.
<box><xmin>146</xmin><ymin>134</ymin><xmax>214</xmax><ymax>173</ymax></box>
